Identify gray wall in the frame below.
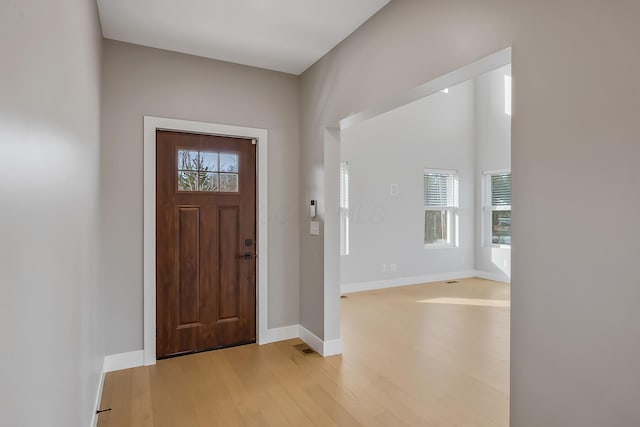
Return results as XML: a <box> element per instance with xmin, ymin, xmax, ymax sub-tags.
<box><xmin>475</xmin><ymin>65</ymin><xmax>511</xmax><ymax>280</ymax></box>
<box><xmin>341</xmin><ymin>80</ymin><xmax>475</xmax><ymax>285</ymax></box>
<box><xmin>300</xmin><ymin>0</ymin><xmax>640</xmax><ymax>425</ymax></box>
<box><xmin>101</xmin><ymin>40</ymin><xmax>301</xmax><ymax>354</ymax></box>
<box><xmin>0</xmin><ymin>0</ymin><xmax>104</xmax><ymax>425</ymax></box>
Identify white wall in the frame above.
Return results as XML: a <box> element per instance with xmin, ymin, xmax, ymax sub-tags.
<box><xmin>341</xmin><ymin>81</ymin><xmax>475</xmax><ymax>287</ymax></box>
<box><xmin>300</xmin><ymin>1</ymin><xmax>640</xmax><ymax>425</ymax></box>
<box><xmin>0</xmin><ymin>0</ymin><xmax>104</xmax><ymax>426</ymax></box>
<box><xmin>475</xmin><ymin>65</ymin><xmax>512</xmax><ymax>281</ymax></box>
<box><xmin>101</xmin><ymin>40</ymin><xmax>301</xmax><ymax>355</ymax></box>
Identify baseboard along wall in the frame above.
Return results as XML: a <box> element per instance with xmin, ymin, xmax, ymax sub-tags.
<box><xmin>340</xmin><ymin>270</ymin><xmax>510</xmax><ymax>295</ymax></box>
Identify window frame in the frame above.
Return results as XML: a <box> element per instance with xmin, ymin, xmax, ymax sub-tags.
<box><xmin>483</xmin><ymin>169</ymin><xmax>512</xmax><ymax>248</ymax></box>
<box><xmin>423</xmin><ymin>168</ymin><xmax>459</xmax><ymax>249</ymax></box>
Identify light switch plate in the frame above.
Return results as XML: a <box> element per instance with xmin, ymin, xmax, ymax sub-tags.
<box><xmin>390</xmin><ymin>183</ymin><xmax>399</xmax><ymax>196</ymax></box>
<box><xmin>310</xmin><ymin>221</ymin><xmax>320</xmax><ymax>235</ymax></box>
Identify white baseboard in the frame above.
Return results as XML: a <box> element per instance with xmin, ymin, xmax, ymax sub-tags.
<box><xmin>91</xmin><ymin>350</ymin><xmax>145</xmax><ymax>426</ymax></box>
<box><xmin>298</xmin><ymin>325</ymin><xmax>343</xmax><ymax>357</ymax></box>
<box><xmin>474</xmin><ymin>270</ymin><xmax>511</xmax><ymax>283</ymax></box>
<box><xmin>341</xmin><ymin>270</ymin><xmax>477</xmax><ymax>294</ymax></box>
<box><xmin>262</xmin><ymin>324</ymin><xmax>343</xmax><ymax>357</ymax></box>
<box><xmin>261</xmin><ymin>325</ymin><xmax>300</xmax><ymax>344</ymax></box>
<box><xmin>298</xmin><ymin>325</ymin><xmax>324</xmax><ymax>354</ymax></box>
<box><xmin>322</xmin><ymin>338</ymin><xmax>344</xmax><ymax>356</ymax></box>
<box><xmin>103</xmin><ymin>350</ymin><xmax>144</xmax><ymax>373</ymax></box>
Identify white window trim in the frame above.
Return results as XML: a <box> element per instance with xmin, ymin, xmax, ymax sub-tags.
<box><xmin>483</xmin><ymin>169</ymin><xmax>512</xmax><ymax>249</ymax></box>
<box><xmin>423</xmin><ymin>168</ymin><xmax>459</xmax><ymax>249</ymax></box>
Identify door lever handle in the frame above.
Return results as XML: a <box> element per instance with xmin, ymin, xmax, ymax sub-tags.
<box><xmin>237</xmin><ymin>252</ymin><xmax>257</xmax><ymax>259</ymax></box>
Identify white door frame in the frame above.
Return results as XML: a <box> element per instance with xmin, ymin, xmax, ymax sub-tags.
<box><xmin>143</xmin><ymin>116</ymin><xmax>268</xmax><ymax>365</ymax></box>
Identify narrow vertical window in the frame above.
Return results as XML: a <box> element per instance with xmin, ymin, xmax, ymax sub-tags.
<box><xmin>485</xmin><ymin>171</ymin><xmax>511</xmax><ymax>246</ymax></box>
<box><xmin>424</xmin><ymin>169</ymin><xmax>458</xmax><ymax>247</ymax></box>
<box><xmin>340</xmin><ymin>161</ymin><xmax>349</xmax><ymax>256</ymax></box>
<box><xmin>504</xmin><ymin>75</ymin><xmax>512</xmax><ymax>116</ymax></box>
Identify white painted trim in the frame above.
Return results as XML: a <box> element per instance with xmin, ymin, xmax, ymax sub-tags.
<box><xmin>263</xmin><ymin>325</ymin><xmax>300</xmax><ymax>344</ymax></box>
<box><xmin>91</xmin><ymin>351</ymin><xmax>144</xmax><ymax>427</ymax></box>
<box><xmin>340</xmin><ymin>47</ymin><xmax>512</xmax><ymax>130</ymax></box>
<box><xmin>255</xmin><ymin>324</ymin><xmax>345</xmax><ymax>356</ymax></box>
<box><xmin>341</xmin><ymin>271</ymin><xmax>477</xmax><ymax>294</ymax></box>
<box><xmin>298</xmin><ymin>325</ymin><xmax>343</xmax><ymax>357</ymax></box>
<box><xmin>298</xmin><ymin>325</ymin><xmax>324</xmax><ymax>355</ymax></box>
<box><xmin>90</xmin><ymin>369</ymin><xmax>106</xmax><ymax>427</ymax></box>
<box><xmin>323</xmin><ymin>128</ymin><xmax>342</xmax><ymax>344</ymax></box>
<box><xmin>103</xmin><ymin>350</ymin><xmax>144</xmax><ymax>373</ymax></box>
<box><xmin>474</xmin><ymin>270</ymin><xmax>511</xmax><ymax>284</ymax></box>
<box><xmin>143</xmin><ymin>116</ymin><xmax>269</xmax><ymax>365</ymax></box>
<box><xmin>322</xmin><ymin>338</ymin><xmax>344</xmax><ymax>356</ymax></box>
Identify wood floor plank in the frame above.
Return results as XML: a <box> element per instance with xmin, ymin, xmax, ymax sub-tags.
<box><xmin>98</xmin><ymin>278</ymin><xmax>509</xmax><ymax>426</ymax></box>
<box><xmin>130</xmin><ymin>367</ymin><xmax>154</xmax><ymax>426</ymax></box>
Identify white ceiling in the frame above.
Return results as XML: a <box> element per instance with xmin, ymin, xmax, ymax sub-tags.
<box><xmin>97</xmin><ymin>0</ymin><xmax>389</xmax><ymax>75</ymax></box>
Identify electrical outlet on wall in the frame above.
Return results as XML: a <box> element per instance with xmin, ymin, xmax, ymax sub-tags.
<box><xmin>390</xmin><ymin>183</ymin><xmax>399</xmax><ymax>196</ymax></box>
<box><xmin>390</xmin><ymin>263</ymin><xmax>397</xmax><ymax>272</ymax></box>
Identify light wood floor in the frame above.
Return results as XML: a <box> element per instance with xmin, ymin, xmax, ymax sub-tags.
<box><xmin>97</xmin><ymin>278</ymin><xmax>510</xmax><ymax>426</ymax></box>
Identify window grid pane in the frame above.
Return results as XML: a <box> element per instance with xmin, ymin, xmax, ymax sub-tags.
<box><xmin>178</xmin><ymin>171</ymin><xmax>198</xmax><ymax>191</ymax></box>
<box><xmin>425</xmin><ymin>210</ymin><xmax>449</xmax><ymax>245</ymax></box>
<box><xmin>219</xmin><ymin>173</ymin><xmax>239</xmax><ymax>192</ymax></box>
<box><xmin>177</xmin><ymin>149</ymin><xmax>239</xmax><ymax>193</ymax></box>
<box><xmin>492</xmin><ymin>210</ymin><xmax>511</xmax><ymax>245</ymax></box>
<box><xmin>199</xmin><ymin>151</ymin><xmax>219</xmax><ymax>172</ymax></box>
<box><xmin>198</xmin><ymin>172</ymin><xmax>219</xmax><ymax>192</ymax></box>
<box><xmin>178</xmin><ymin>149</ymin><xmax>198</xmax><ymax>171</ymax></box>
<box><xmin>220</xmin><ymin>153</ymin><xmax>239</xmax><ymax>172</ymax></box>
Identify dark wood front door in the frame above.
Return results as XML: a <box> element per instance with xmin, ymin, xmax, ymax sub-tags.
<box><xmin>156</xmin><ymin>130</ymin><xmax>256</xmax><ymax>358</ymax></box>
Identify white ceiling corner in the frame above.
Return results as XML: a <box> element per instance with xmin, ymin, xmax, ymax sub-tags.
<box><xmin>97</xmin><ymin>0</ymin><xmax>390</xmax><ymax>75</ymax></box>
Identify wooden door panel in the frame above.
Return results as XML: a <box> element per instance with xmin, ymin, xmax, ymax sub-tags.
<box><xmin>177</xmin><ymin>206</ymin><xmax>200</xmax><ymax>326</ymax></box>
<box><xmin>156</xmin><ymin>130</ymin><xmax>256</xmax><ymax>358</ymax></box>
<box><xmin>218</xmin><ymin>206</ymin><xmax>240</xmax><ymax>321</ymax></box>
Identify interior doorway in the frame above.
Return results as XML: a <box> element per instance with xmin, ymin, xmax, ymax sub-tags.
<box><xmin>323</xmin><ymin>48</ymin><xmax>513</xmax><ymax>344</ymax></box>
<box><xmin>322</xmin><ymin>50</ymin><xmax>513</xmax><ymax>426</ymax></box>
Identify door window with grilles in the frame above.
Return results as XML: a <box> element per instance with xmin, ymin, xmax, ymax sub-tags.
<box><xmin>177</xmin><ymin>149</ymin><xmax>239</xmax><ymax>192</ymax></box>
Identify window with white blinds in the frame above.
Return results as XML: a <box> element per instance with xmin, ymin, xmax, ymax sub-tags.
<box><xmin>424</xmin><ymin>171</ymin><xmax>459</xmax><ymax>209</ymax></box>
<box><xmin>485</xmin><ymin>171</ymin><xmax>511</xmax><ymax>246</ymax></box>
<box><xmin>423</xmin><ymin>169</ymin><xmax>458</xmax><ymax>246</ymax></box>
<box><xmin>491</xmin><ymin>173</ymin><xmax>511</xmax><ymax>206</ymax></box>
<box><xmin>340</xmin><ymin>162</ymin><xmax>349</xmax><ymax>256</ymax></box>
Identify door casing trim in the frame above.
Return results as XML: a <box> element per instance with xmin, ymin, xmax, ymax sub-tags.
<box><xmin>143</xmin><ymin>116</ymin><xmax>268</xmax><ymax>365</ymax></box>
